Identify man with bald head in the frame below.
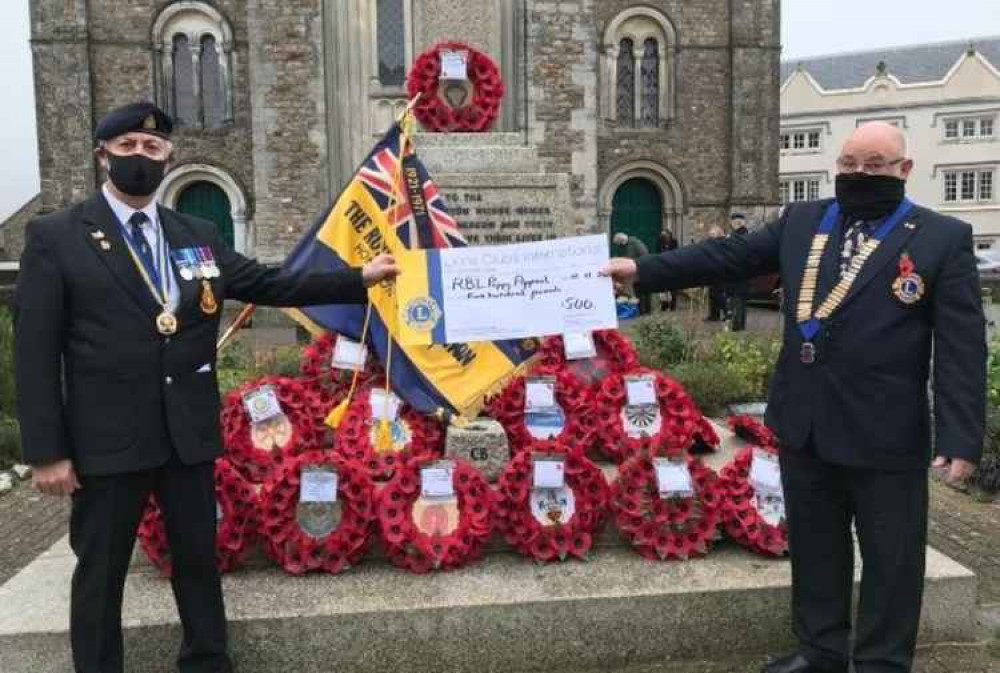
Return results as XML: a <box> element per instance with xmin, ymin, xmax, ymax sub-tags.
<box><xmin>605</xmin><ymin>122</ymin><xmax>986</xmax><ymax>673</ymax></box>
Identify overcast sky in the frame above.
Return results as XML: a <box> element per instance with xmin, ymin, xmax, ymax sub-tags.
<box><xmin>0</xmin><ymin>0</ymin><xmax>999</xmax><ymax>221</ymax></box>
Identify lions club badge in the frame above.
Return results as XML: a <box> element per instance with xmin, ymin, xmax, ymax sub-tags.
<box><xmin>892</xmin><ymin>252</ymin><xmax>924</xmax><ymax>305</ymax></box>
<box><xmin>404</xmin><ymin>296</ymin><xmax>442</xmax><ymax>332</ymax></box>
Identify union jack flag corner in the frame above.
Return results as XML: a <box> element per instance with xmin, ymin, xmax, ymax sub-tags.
<box><xmin>281</xmin><ymin>117</ymin><xmax>538</xmax><ymax>417</ymax></box>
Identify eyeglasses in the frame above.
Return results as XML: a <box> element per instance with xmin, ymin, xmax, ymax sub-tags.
<box><xmin>836</xmin><ymin>157</ymin><xmax>905</xmax><ymax>174</ymax></box>
<box><xmin>102</xmin><ymin>133</ymin><xmax>173</xmax><ymax>162</ymax></box>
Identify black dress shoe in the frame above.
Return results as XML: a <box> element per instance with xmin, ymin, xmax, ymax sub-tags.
<box><xmin>761</xmin><ymin>652</ymin><xmax>848</xmax><ymax>673</ymax></box>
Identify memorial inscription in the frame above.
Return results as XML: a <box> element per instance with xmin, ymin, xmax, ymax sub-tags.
<box><xmin>445</xmin><ymin>191</ymin><xmax>559</xmax><ymax>245</ymax></box>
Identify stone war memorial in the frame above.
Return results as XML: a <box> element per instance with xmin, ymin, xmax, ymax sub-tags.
<box><xmin>0</xmin><ymin>1</ymin><xmax>985</xmax><ymax>673</ymax></box>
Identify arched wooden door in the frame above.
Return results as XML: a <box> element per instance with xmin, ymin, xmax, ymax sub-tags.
<box><xmin>176</xmin><ymin>181</ymin><xmax>234</xmax><ymax>248</ymax></box>
<box><xmin>610</xmin><ymin>178</ymin><xmax>662</xmax><ymax>253</ymax></box>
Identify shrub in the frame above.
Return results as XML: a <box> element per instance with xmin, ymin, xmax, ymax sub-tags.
<box><xmin>665</xmin><ymin>361</ymin><xmax>758</xmax><ymax>417</ymax></box>
<box><xmin>0</xmin><ymin>307</ymin><xmax>16</xmax><ymax>418</ymax></box>
<box><xmin>0</xmin><ymin>416</ymin><xmax>21</xmax><ymax>470</ymax></box>
<box><xmin>693</xmin><ymin>331</ymin><xmax>780</xmax><ymax>402</ymax></box>
<box><xmin>632</xmin><ymin>314</ymin><xmax>689</xmax><ymax>369</ymax></box>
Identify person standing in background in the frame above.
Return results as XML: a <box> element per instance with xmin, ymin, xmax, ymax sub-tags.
<box><xmin>705</xmin><ymin>225</ymin><xmax>728</xmax><ymax>321</ymax></box>
<box><xmin>728</xmin><ymin>214</ymin><xmax>751</xmax><ymax>331</ymax></box>
<box><xmin>613</xmin><ymin>232</ymin><xmax>651</xmax><ymax>315</ymax></box>
<box><xmin>658</xmin><ymin>229</ymin><xmax>679</xmax><ymax>311</ymax></box>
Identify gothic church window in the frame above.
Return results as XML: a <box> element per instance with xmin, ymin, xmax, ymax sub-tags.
<box><xmin>153</xmin><ymin>3</ymin><xmax>234</xmax><ymax>129</ymax></box>
<box><xmin>377</xmin><ymin>0</ymin><xmax>407</xmax><ymax>86</ymax></box>
<box><xmin>640</xmin><ymin>38</ymin><xmax>660</xmax><ymax>126</ymax></box>
<box><xmin>601</xmin><ymin>8</ymin><xmax>676</xmax><ymax>127</ymax></box>
<box><xmin>616</xmin><ymin>39</ymin><xmax>635</xmax><ymax>126</ymax></box>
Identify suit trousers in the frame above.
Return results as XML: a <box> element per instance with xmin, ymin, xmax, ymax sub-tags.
<box><xmin>69</xmin><ymin>456</ymin><xmax>232</xmax><ymax>673</ymax></box>
<box><xmin>779</xmin><ymin>448</ymin><xmax>928</xmax><ymax>673</ymax></box>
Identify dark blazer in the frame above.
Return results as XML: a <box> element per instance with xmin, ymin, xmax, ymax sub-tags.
<box><xmin>637</xmin><ymin>199</ymin><xmax>986</xmax><ymax>470</ymax></box>
<box><xmin>14</xmin><ymin>192</ymin><xmax>367</xmax><ymax>476</ymax></box>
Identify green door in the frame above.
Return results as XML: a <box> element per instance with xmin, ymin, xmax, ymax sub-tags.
<box><xmin>176</xmin><ymin>181</ymin><xmax>234</xmax><ymax>248</ymax></box>
<box><xmin>610</xmin><ymin>178</ymin><xmax>662</xmax><ymax>253</ymax></box>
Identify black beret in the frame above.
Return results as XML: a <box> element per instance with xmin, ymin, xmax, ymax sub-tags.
<box><xmin>95</xmin><ymin>102</ymin><xmax>173</xmax><ymax>141</ymax></box>
<box><xmin>730</xmin><ymin>212</ymin><xmax>746</xmax><ymax>220</ymax></box>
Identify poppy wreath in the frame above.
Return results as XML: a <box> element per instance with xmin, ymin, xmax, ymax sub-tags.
<box><xmin>334</xmin><ymin>385</ymin><xmax>445</xmax><ymax>480</ymax></box>
<box><xmin>593</xmin><ymin>368</ymin><xmax>712</xmax><ymax>464</ymax></box>
<box><xmin>609</xmin><ymin>451</ymin><xmax>724</xmax><ymax>561</ymax></box>
<box><xmin>536</xmin><ymin>330</ymin><xmax>641</xmax><ymax>391</ymax></box>
<box><xmin>494</xmin><ymin>441</ymin><xmax>609</xmax><ymax>563</ymax></box>
<box><xmin>486</xmin><ymin>366</ymin><xmax>597</xmax><ymax>454</ymax></box>
<box><xmin>258</xmin><ymin>450</ymin><xmax>377</xmax><ymax>575</ymax></box>
<box><xmin>717</xmin><ymin>417</ymin><xmax>788</xmax><ymax>557</ymax></box>
<box><xmin>728</xmin><ymin>414</ymin><xmax>779</xmax><ymax>449</ymax></box>
<box><xmin>221</xmin><ymin>376</ymin><xmax>320</xmax><ymax>484</ymax></box>
<box><xmin>407</xmin><ymin>42</ymin><xmax>505</xmax><ymax>133</ymax></box>
<box><xmin>377</xmin><ymin>457</ymin><xmax>494</xmax><ymax>574</ymax></box>
<box><xmin>137</xmin><ymin>459</ymin><xmax>258</xmax><ymax>577</ymax></box>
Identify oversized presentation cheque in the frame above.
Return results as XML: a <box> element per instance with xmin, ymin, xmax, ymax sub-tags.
<box><xmin>395</xmin><ymin>235</ymin><xmax>619</xmax><ymax>345</ymax></box>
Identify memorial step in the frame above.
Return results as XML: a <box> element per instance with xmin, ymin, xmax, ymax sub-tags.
<box><xmin>0</xmin><ymin>535</ymin><xmax>979</xmax><ymax>673</ymax></box>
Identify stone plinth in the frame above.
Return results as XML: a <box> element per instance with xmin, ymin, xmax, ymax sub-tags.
<box><xmin>413</xmin><ymin>133</ymin><xmax>577</xmax><ymax>244</ymax></box>
<box><xmin>444</xmin><ymin>418</ymin><xmax>510</xmax><ymax>482</ymax></box>
<box><xmin>0</xmin><ymin>538</ymin><xmax>978</xmax><ymax>673</ymax></box>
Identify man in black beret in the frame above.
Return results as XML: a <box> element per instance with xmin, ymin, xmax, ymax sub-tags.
<box><xmin>14</xmin><ymin>101</ymin><xmax>400</xmax><ymax>673</ymax></box>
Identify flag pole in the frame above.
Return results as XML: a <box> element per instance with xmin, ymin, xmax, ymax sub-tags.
<box><xmin>216</xmin><ymin>93</ymin><xmax>423</xmax><ymax>355</ymax></box>
<box><xmin>216</xmin><ymin>303</ymin><xmax>256</xmax><ymax>351</ymax></box>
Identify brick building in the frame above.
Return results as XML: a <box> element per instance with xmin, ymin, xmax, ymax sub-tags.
<box><xmin>27</xmin><ymin>0</ymin><xmax>781</xmax><ymax>261</ymax></box>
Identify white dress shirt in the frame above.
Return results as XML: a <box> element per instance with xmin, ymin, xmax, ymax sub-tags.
<box><xmin>102</xmin><ymin>183</ymin><xmax>181</xmax><ymax>311</ymax></box>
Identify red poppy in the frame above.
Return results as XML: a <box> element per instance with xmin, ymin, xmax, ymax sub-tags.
<box><xmin>717</xmin><ymin>439</ymin><xmax>789</xmax><ymax>558</ymax></box>
<box><xmin>376</xmin><ymin>458</ymin><xmax>494</xmax><ymax>574</ymax></box>
<box><xmin>609</xmin><ymin>452</ymin><xmax>723</xmax><ymax>562</ymax></box>
<box><xmin>407</xmin><ymin>42</ymin><xmax>504</xmax><ymax>133</ymax></box>
<box><xmin>494</xmin><ymin>441</ymin><xmax>609</xmax><ymax>563</ymax></box>
<box><xmin>257</xmin><ymin>451</ymin><xmax>377</xmax><ymax>575</ymax></box>
<box><xmin>334</xmin><ymin>384</ymin><xmax>445</xmax><ymax>480</ymax></box>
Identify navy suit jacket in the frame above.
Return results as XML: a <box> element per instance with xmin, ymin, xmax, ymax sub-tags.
<box><xmin>14</xmin><ymin>192</ymin><xmax>367</xmax><ymax>475</ymax></box>
<box><xmin>637</xmin><ymin>199</ymin><xmax>986</xmax><ymax>470</ymax></box>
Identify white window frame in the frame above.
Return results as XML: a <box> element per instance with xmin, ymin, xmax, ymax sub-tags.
<box><xmin>941</xmin><ymin>114</ymin><xmax>999</xmax><ymax>143</ymax></box>
<box><xmin>780</xmin><ymin>127</ymin><xmax>823</xmax><ymax>155</ymax></box>
<box><xmin>942</xmin><ymin>167</ymin><xmax>997</xmax><ymax>204</ymax></box>
<box><xmin>780</xmin><ymin>176</ymin><xmax>824</xmax><ymax>204</ymax></box>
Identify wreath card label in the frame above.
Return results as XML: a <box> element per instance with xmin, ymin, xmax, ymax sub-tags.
<box><xmin>439</xmin><ymin>49</ymin><xmax>469</xmax><ymax>81</ymax></box>
<box><xmin>654</xmin><ymin>458</ymin><xmax>694</xmax><ymax>499</ymax></box>
<box><xmin>563</xmin><ymin>332</ymin><xmax>598</xmax><ymax>360</ymax></box>
<box><xmin>420</xmin><ymin>461</ymin><xmax>456</xmax><ymax>498</ymax></box>
<box><xmin>297</xmin><ymin>466</ymin><xmax>342</xmax><ymax>540</ymax></box>
<box><xmin>625</xmin><ymin>375</ymin><xmax>657</xmax><ymax>406</ymax></box>
<box><xmin>525</xmin><ymin>377</ymin><xmax>557</xmax><ymax>411</ymax></box>
<box><xmin>243</xmin><ymin>385</ymin><xmax>282</xmax><ymax>423</ymax></box>
<box><xmin>332</xmin><ymin>337</ymin><xmax>368</xmax><ymax>372</ymax></box>
<box><xmin>749</xmin><ymin>450</ymin><xmax>783</xmax><ymax>495</ymax></box>
<box><xmin>370</xmin><ymin>389</ymin><xmax>402</xmax><ymax>421</ymax></box>
<box><xmin>533</xmin><ymin>454</ymin><xmax>566</xmax><ymax>489</ymax></box>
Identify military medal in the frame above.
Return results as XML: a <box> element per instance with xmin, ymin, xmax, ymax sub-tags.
<box><xmin>118</xmin><ymin>213</ymin><xmax>178</xmax><ymax>336</ymax></box>
<box><xmin>156</xmin><ymin>311</ymin><xmax>178</xmax><ymax>335</ymax></box>
<box><xmin>200</xmin><ymin>279</ymin><xmax>219</xmax><ymax>315</ymax></box>
<box><xmin>171</xmin><ymin>249</ymin><xmax>195</xmax><ymax>281</ymax></box>
<box><xmin>795</xmin><ymin>199</ymin><xmax>915</xmax><ymax>364</ymax></box>
<box><xmin>892</xmin><ymin>252</ymin><xmax>924</xmax><ymax>305</ymax></box>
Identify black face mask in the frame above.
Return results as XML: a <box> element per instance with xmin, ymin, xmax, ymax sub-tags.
<box><xmin>106</xmin><ymin>152</ymin><xmax>167</xmax><ymax>197</ymax></box>
<box><xmin>835</xmin><ymin>173</ymin><xmax>906</xmax><ymax>220</ymax></box>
